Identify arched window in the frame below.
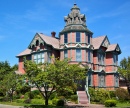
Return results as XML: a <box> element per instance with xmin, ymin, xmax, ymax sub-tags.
<box><xmin>36</xmin><ymin>40</ymin><xmax>39</xmax><ymax>46</ymax></box>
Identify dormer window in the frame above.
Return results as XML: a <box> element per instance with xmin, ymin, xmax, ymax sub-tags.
<box><xmin>64</xmin><ymin>33</ymin><xmax>68</xmax><ymax>43</ymax></box>
<box><xmin>76</xmin><ymin>32</ymin><xmax>80</xmax><ymax>42</ymax></box>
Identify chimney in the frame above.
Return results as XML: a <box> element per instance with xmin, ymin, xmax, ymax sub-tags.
<box><xmin>51</xmin><ymin>31</ymin><xmax>56</xmax><ymax>38</ymax></box>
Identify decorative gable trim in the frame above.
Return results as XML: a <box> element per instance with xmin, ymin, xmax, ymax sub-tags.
<box><xmin>101</xmin><ymin>36</ymin><xmax>110</xmax><ymax>48</ymax></box>
<box><xmin>115</xmin><ymin>44</ymin><xmax>121</xmax><ymax>54</ymax></box>
<box><xmin>28</xmin><ymin>33</ymin><xmax>44</xmax><ymax>49</ymax></box>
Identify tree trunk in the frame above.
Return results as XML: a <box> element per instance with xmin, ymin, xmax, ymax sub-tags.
<box><xmin>45</xmin><ymin>98</ymin><xmax>48</xmax><ymax>105</ymax></box>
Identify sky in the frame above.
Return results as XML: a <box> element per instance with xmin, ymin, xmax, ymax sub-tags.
<box><xmin>0</xmin><ymin>0</ymin><xmax>130</xmax><ymax>66</ymax></box>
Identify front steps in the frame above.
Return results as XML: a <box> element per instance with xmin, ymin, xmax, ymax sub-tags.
<box><xmin>77</xmin><ymin>91</ymin><xmax>88</xmax><ymax>104</ymax></box>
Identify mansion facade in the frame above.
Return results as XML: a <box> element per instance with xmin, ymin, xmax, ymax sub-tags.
<box><xmin>17</xmin><ymin>4</ymin><xmax>121</xmax><ymax>90</ymax></box>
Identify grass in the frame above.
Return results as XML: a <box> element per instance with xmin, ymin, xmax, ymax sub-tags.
<box><xmin>116</xmin><ymin>101</ymin><xmax>130</xmax><ymax>107</ymax></box>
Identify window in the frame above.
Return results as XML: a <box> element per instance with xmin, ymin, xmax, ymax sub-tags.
<box><xmin>64</xmin><ymin>33</ymin><xmax>68</xmax><ymax>43</ymax></box>
<box><xmin>88</xmin><ymin>34</ymin><xmax>90</xmax><ymax>44</ymax></box>
<box><xmin>98</xmin><ymin>53</ymin><xmax>104</xmax><ymax>65</ymax></box>
<box><xmin>34</xmin><ymin>52</ymin><xmax>44</xmax><ymax>64</ymax></box>
<box><xmin>48</xmin><ymin>52</ymin><xmax>51</xmax><ymax>63</ymax></box>
<box><xmin>113</xmin><ymin>54</ymin><xmax>117</xmax><ymax>65</ymax></box>
<box><xmin>88</xmin><ymin>72</ymin><xmax>92</xmax><ymax>86</ymax></box>
<box><xmin>64</xmin><ymin>50</ymin><xmax>68</xmax><ymax>58</ymax></box>
<box><xmin>76</xmin><ymin>49</ymin><xmax>81</xmax><ymax>61</ymax></box>
<box><xmin>88</xmin><ymin>50</ymin><xmax>91</xmax><ymax>62</ymax></box>
<box><xmin>76</xmin><ymin>32</ymin><xmax>80</xmax><ymax>42</ymax></box>
<box><xmin>114</xmin><ymin>74</ymin><xmax>119</xmax><ymax>87</ymax></box>
<box><xmin>36</xmin><ymin>40</ymin><xmax>39</xmax><ymax>46</ymax></box>
<box><xmin>99</xmin><ymin>74</ymin><xmax>105</xmax><ymax>87</ymax></box>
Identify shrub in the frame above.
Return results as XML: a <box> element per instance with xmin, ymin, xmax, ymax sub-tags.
<box><xmin>115</xmin><ymin>88</ymin><xmax>130</xmax><ymax>101</ymax></box>
<box><xmin>24</xmin><ymin>92</ymin><xmax>34</xmax><ymax>99</ymax></box>
<box><xmin>109</xmin><ymin>91</ymin><xmax>116</xmax><ymax>98</ymax></box>
<box><xmin>70</xmin><ymin>95</ymin><xmax>78</xmax><ymax>102</ymax></box>
<box><xmin>31</xmin><ymin>99</ymin><xmax>44</xmax><ymax>104</ymax></box>
<box><xmin>104</xmin><ymin>100</ymin><xmax>117</xmax><ymax>107</ymax></box>
<box><xmin>16</xmin><ymin>99</ymin><xmax>25</xmax><ymax>103</ymax></box>
<box><xmin>24</xmin><ymin>99</ymin><xmax>31</xmax><ymax>104</ymax></box>
<box><xmin>52</xmin><ymin>98</ymin><xmax>58</xmax><ymax>105</ymax></box>
<box><xmin>56</xmin><ymin>99</ymin><xmax>65</xmax><ymax>106</ymax></box>
<box><xmin>49</xmin><ymin>92</ymin><xmax>57</xmax><ymax>100</ymax></box>
<box><xmin>89</xmin><ymin>88</ymin><xmax>111</xmax><ymax>104</ymax></box>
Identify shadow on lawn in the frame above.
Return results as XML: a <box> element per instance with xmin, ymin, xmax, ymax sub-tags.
<box><xmin>23</xmin><ymin>104</ymin><xmax>87</xmax><ymax>108</ymax></box>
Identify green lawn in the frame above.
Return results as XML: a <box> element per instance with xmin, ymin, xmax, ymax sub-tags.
<box><xmin>116</xmin><ymin>102</ymin><xmax>130</xmax><ymax>107</ymax></box>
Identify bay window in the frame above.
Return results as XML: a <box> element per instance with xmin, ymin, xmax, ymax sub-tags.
<box><xmin>34</xmin><ymin>52</ymin><xmax>44</xmax><ymax>64</ymax></box>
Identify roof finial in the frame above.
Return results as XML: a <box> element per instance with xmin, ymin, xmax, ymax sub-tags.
<box><xmin>74</xmin><ymin>0</ymin><xmax>76</xmax><ymax>5</ymax></box>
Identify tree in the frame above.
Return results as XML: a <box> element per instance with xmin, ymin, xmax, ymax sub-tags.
<box><xmin>118</xmin><ymin>56</ymin><xmax>130</xmax><ymax>85</ymax></box>
<box><xmin>0</xmin><ymin>61</ymin><xmax>11</xmax><ymax>95</ymax></box>
<box><xmin>1</xmin><ymin>64</ymin><xmax>19</xmax><ymax>102</ymax></box>
<box><xmin>24</xmin><ymin>59</ymin><xmax>86</xmax><ymax>105</ymax></box>
<box><xmin>0</xmin><ymin>61</ymin><xmax>20</xmax><ymax>102</ymax></box>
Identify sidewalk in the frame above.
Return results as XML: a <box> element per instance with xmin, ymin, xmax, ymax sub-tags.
<box><xmin>0</xmin><ymin>104</ymin><xmax>23</xmax><ymax>108</ymax></box>
<box><xmin>66</xmin><ymin>103</ymin><xmax>105</xmax><ymax>108</ymax></box>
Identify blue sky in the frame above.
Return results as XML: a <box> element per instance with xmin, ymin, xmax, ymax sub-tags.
<box><xmin>0</xmin><ymin>0</ymin><xmax>129</xmax><ymax>66</ymax></box>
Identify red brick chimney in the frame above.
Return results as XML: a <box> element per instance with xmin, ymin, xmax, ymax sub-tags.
<box><xmin>51</xmin><ymin>31</ymin><xmax>56</xmax><ymax>38</ymax></box>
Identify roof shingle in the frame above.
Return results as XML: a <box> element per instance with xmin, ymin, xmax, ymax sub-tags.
<box><xmin>16</xmin><ymin>49</ymin><xmax>31</xmax><ymax>57</ymax></box>
<box><xmin>106</xmin><ymin>44</ymin><xmax>117</xmax><ymax>52</ymax></box>
<box><xmin>92</xmin><ymin>36</ymin><xmax>106</xmax><ymax>50</ymax></box>
<box><xmin>38</xmin><ymin>33</ymin><xmax>59</xmax><ymax>49</ymax></box>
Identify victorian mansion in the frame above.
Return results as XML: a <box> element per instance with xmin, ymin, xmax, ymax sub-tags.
<box><xmin>17</xmin><ymin>4</ymin><xmax>121</xmax><ymax>91</ymax></box>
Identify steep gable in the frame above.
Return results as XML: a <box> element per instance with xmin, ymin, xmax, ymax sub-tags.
<box><xmin>106</xmin><ymin>44</ymin><xmax>121</xmax><ymax>54</ymax></box>
<box><xmin>101</xmin><ymin>36</ymin><xmax>110</xmax><ymax>48</ymax></box>
<box><xmin>92</xmin><ymin>35</ymin><xmax>106</xmax><ymax>50</ymax></box>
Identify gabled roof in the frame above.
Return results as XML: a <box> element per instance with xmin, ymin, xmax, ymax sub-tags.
<box><xmin>106</xmin><ymin>44</ymin><xmax>117</xmax><ymax>52</ymax></box>
<box><xmin>106</xmin><ymin>44</ymin><xmax>121</xmax><ymax>54</ymax></box>
<box><xmin>38</xmin><ymin>33</ymin><xmax>59</xmax><ymax>49</ymax></box>
<box><xmin>16</xmin><ymin>49</ymin><xmax>31</xmax><ymax>57</ymax></box>
<box><xmin>92</xmin><ymin>35</ymin><xmax>106</xmax><ymax>50</ymax></box>
<box><xmin>17</xmin><ymin>33</ymin><xmax>60</xmax><ymax>57</ymax></box>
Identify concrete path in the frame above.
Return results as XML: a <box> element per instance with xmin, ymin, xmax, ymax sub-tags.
<box><xmin>0</xmin><ymin>104</ymin><xmax>105</xmax><ymax>108</ymax></box>
<box><xmin>0</xmin><ymin>104</ymin><xmax>24</xmax><ymax>108</ymax></box>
